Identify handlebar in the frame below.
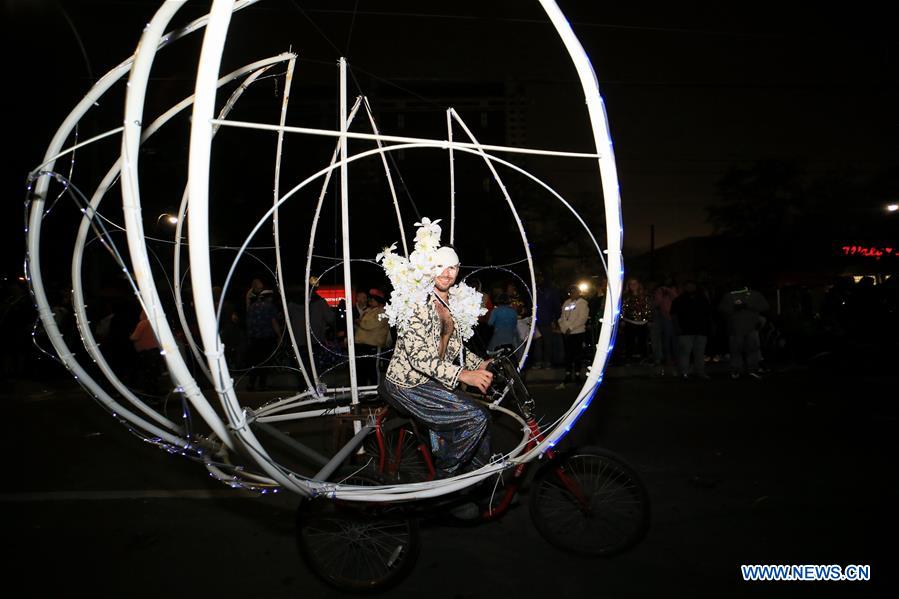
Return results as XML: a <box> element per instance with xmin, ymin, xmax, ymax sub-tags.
<box><xmin>485</xmin><ymin>351</ymin><xmax>536</xmax><ymax>419</ymax></box>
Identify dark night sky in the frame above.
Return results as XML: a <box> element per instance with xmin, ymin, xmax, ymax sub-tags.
<box><xmin>3</xmin><ymin>1</ymin><xmax>896</xmax><ymax>284</ymax></box>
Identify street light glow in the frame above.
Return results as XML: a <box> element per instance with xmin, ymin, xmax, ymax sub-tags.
<box><xmin>167</xmin><ymin>215</ymin><xmax>179</xmax><ymax>224</ymax></box>
<box><xmin>888</xmin><ymin>204</ymin><xmax>898</xmax><ymax>212</ymax></box>
<box><xmin>577</xmin><ymin>281</ymin><xmax>590</xmax><ymax>293</ymax></box>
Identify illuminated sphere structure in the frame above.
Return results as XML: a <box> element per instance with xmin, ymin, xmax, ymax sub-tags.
<box><xmin>25</xmin><ymin>0</ymin><xmax>623</xmax><ymax>502</ymax></box>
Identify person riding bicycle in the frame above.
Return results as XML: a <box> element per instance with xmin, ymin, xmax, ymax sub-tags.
<box><xmin>377</xmin><ymin>228</ymin><xmax>493</xmax><ymax>478</ymax></box>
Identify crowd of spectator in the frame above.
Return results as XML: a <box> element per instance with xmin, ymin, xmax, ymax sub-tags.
<box><xmin>1</xmin><ymin>268</ymin><xmax>896</xmax><ymax>393</ymax></box>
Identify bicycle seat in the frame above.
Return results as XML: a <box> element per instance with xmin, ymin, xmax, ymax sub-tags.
<box><xmin>376</xmin><ymin>380</ymin><xmax>414</xmax><ymax>419</ymax></box>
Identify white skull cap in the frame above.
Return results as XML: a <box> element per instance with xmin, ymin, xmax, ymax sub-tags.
<box><xmin>434</xmin><ymin>246</ymin><xmax>460</xmax><ymax>270</ymax></box>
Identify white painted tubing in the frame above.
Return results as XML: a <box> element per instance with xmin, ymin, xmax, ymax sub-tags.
<box><xmin>271</xmin><ymin>58</ymin><xmax>316</xmax><ymax>392</ymax></box>
<box><xmin>208</xmin><ymin>119</ymin><xmax>601</xmax><ymax>159</ymax></box>
<box><xmin>187</xmin><ymin>0</ymin><xmax>309</xmax><ymax>496</ymax></box>
<box><xmin>303</xmin><ymin>97</ymin><xmax>364</xmax><ymax>388</ymax></box>
<box><xmin>26</xmin><ymin>1</ymin><xmax>261</xmax><ymax>449</ymax></box>
<box><xmin>35</xmin><ymin>0</ymin><xmax>621</xmax><ymax>503</ymax></box>
<box><xmin>71</xmin><ymin>56</ymin><xmax>296</xmax><ymax>440</ymax></box>
<box><xmin>447</xmin><ymin>109</ymin><xmax>456</xmax><ymax>245</ymax></box>
<box><xmin>254</xmin><ymin>386</ymin><xmax>379</xmax><ymax>419</ymax></box>
<box><xmin>120</xmin><ymin>0</ymin><xmax>241</xmax><ymax>454</ymax></box>
<box><xmin>32</xmin><ymin>127</ymin><xmax>124</xmax><ymax>174</ymax></box>
<box><xmin>519</xmin><ymin>0</ymin><xmax>623</xmax><ymax>460</ymax></box>
<box><xmin>448</xmin><ymin>109</ymin><xmax>537</xmax><ymax>370</ymax></box>
<box><xmin>205</xmin><ymin>394</ymin><xmax>528</xmax><ymax>501</ymax></box>
<box><xmin>173</xmin><ymin>63</ymin><xmax>285</xmax><ymax>386</ymax></box>
<box><xmin>255</xmin><ymin>405</ymin><xmax>352</xmax><ymax>424</ymax></box>
<box><xmin>337</xmin><ymin>58</ymin><xmax>361</xmax><ymax>413</ymax></box>
<box><xmin>215</xmin><ymin>139</ymin><xmax>614</xmax><ymax>496</ymax></box>
<box><xmin>204</xmin><ymin>461</ymin><xmax>280</xmax><ymax>488</ymax></box>
<box><xmin>362</xmin><ymin>96</ymin><xmax>409</xmax><ymax>257</ymax></box>
<box><xmin>450</xmin><ymin>150</ymin><xmax>608</xmax><ymax>273</ymax></box>
<box><xmin>222</xmin><ymin>140</ymin><xmax>607</xmax><ymax>378</ymax></box>
<box><xmin>72</xmin><ymin>204</ymin><xmax>183</xmax><ymax>434</ymax></box>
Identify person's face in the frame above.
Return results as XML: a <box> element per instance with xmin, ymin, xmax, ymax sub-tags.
<box><xmin>434</xmin><ymin>265</ymin><xmax>459</xmax><ymax>292</ymax></box>
<box><xmin>367</xmin><ymin>296</ymin><xmax>379</xmax><ymax>307</ymax></box>
<box><xmin>627</xmin><ymin>279</ymin><xmax>639</xmax><ymax>292</ymax></box>
<box><xmin>252</xmin><ymin>279</ymin><xmax>264</xmax><ymax>292</ymax></box>
<box><xmin>356</xmin><ymin>292</ymin><xmax>368</xmax><ymax>305</ymax></box>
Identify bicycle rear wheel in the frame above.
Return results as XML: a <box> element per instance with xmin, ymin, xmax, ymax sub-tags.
<box><xmin>296</xmin><ymin>468</ymin><xmax>420</xmax><ymax>592</ymax></box>
<box><xmin>529</xmin><ymin>447</ymin><xmax>650</xmax><ymax>557</ymax></box>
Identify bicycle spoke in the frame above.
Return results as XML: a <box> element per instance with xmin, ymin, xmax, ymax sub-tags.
<box><xmin>532</xmin><ymin>452</ymin><xmax>649</xmax><ymax>556</ymax></box>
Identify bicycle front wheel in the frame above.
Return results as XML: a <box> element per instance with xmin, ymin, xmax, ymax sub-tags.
<box><xmin>529</xmin><ymin>447</ymin><xmax>650</xmax><ymax>557</ymax></box>
<box><xmin>296</xmin><ymin>469</ymin><xmax>420</xmax><ymax>592</ymax></box>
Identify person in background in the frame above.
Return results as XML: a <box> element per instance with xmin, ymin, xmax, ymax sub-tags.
<box><xmin>246</xmin><ymin>289</ymin><xmax>282</xmax><ymax>391</ymax></box>
<box><xmin>505</xmin><ymin>281</ymin><xmax>525</xmax><ymax>315</ymax></box>
<box><xmin>353</xmin><ymin>290</ymin><xmax>369</xmax><ymax>322</ymax></box>
<box><xmin>214</xmin><ymin>285</ymin><xmax>245</xmax><ymax>371</ymax></box>
<box><xmin>651</xmin><ymin>276</ymin><xmax>679</xmax><ymax>376</ymax></box>
<box><xmin>487</xmin><ymin>293</ymin><xmax>519</xmax><ymax>353</ymax></box>
<box><xmin>287</xmin><ymin>278</ymin><xmax>336</xmax><ymax>387</ymax></box>
<box><xmin>335</xmin><ymin>298</ymin><xmax>348</xmax><ymax>348</ymax></box>
<box><xmin>245</xmin><ymin>278</ymin><xmax>265</xmax><ymax>311</ymax></box>
<box><xmin>515</xmin><ymin>303</ymin><xmax>536</xmax><ymax>363</ymax></box>
<box><xmin>621</xmin><ymin>277</ymin><xmax>651</xmax><ymax>363</ymax></box>
<box><xmin>533</xmin><ymin>271</ymin><xmax>562</xmax><ymax>369</ymax></box>
<box><xmin>584</xmin><ymin>277</ymin><xmax>608</xmax><ymax>357</ymax></box>
<box><xmin>670</xmin><ymin>280</ymin><xmax>712</xmax><ymax>380</ymax></box>
<box><xmin>354</xmin><ymin>288</ymin><xmax>390</xmax><ymax>386</ymax></box>
<box><xmin>719</xmin><ymin>282</ymin><xmax>770</xmax><ymax>379</ymax></box>
<box><xmin>130</xmin><ymin>310</ymin><xmax>163</xmax><ymax>397</ymax></box>
<box><xmin>93</xmin><ymin>298</ymin><xmax>135</xmax><ymax>379</ymax></box>
<box><xmin>556</xmin><ymin>285</ymin><xmax>590</xmax><ymax>388</ymax></box>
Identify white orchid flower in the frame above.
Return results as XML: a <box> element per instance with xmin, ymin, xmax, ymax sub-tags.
<box><xmin>375</xmin><ymin>242</ymin><xmax>398</xmax><ymax>263</ymax></box>
<box><xmin>413</xmin><ymin>217</ymin><xmax>441</xmax><ymax>228</ymax></box>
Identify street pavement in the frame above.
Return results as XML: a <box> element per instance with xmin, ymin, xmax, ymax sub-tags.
<box><xmin>2</xmin><ymin>364</ymin><xmax>894</xmax><ymax>597</ymax></box>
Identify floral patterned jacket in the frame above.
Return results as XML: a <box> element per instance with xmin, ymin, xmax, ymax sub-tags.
<box><xmin>386</xmin><ymin>295</ymin><xmax>484</xmax><ymax>389</ymax></box>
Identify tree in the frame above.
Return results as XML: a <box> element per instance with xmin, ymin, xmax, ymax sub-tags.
<box><xmin>707</xmin><ymin>160</ymin><xmax>805</xmax><ymax>242</ymax></box>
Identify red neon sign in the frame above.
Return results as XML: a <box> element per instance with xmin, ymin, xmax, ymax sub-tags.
<box><xmin>839</xmin><ymin>245</ymin><xmax>896</xmax><ymax>260</ymax></box>
<box><xmin>316</xmin><ymin>285</ymin><xmax>352</xmax><ymax>307</ymax></box>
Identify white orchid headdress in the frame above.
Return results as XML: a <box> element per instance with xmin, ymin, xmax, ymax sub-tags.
<box><xmin>376</xmin><ymin>218</ymin><xmax>486</xmax><ymax>340</ymax></box>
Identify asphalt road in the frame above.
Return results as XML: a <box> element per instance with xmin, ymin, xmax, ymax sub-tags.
<box><xmin>2</xmin><ymin>366</ymin><xmax>894</xmax><ymax>598</ymax></box>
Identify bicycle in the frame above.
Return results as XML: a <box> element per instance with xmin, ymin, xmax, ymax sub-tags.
<box><xmin>295</xmin><ymin>353</ymin><xmax>650</xmax><ymax>592</ymax></box>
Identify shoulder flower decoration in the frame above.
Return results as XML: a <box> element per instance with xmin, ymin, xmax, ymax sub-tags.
<box><xmin>376</xmin><ymin>218</ymin><xmax>486</xmax><ymax>340</ymax></box>
<box><xmin>447</xmin><ymin>282</ymin><xmax>486</xmax><ymax>341</ymax></box>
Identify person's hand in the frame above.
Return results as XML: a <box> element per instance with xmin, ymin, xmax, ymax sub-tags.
<box><xmin>477</xmin><ymin>358</ymin><xmax>493</xmax><ymax>371</ymax></box>
<box><xmin>460</xmin><ymin>369</ymin><xmax>494</xmax><ymax>394</ymax></box>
